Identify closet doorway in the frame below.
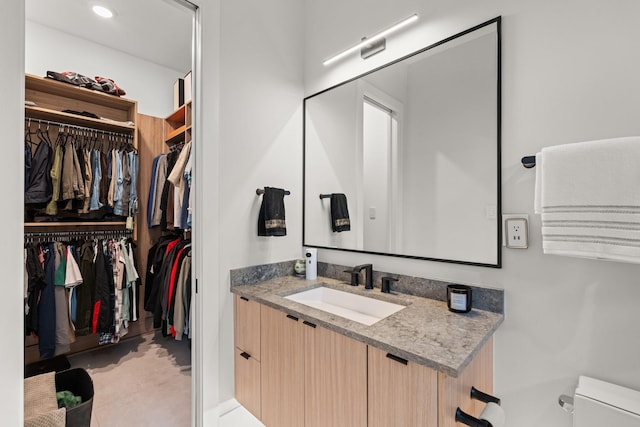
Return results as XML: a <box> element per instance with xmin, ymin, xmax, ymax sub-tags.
<box><xmin>24</xmin><ymin>0</ymin><xmax>200</xmax><ymax>425</ymax></box>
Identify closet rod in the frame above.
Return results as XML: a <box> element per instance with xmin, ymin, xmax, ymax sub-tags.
<box><xmin>25</xmin><ymin>117</ymin><xmax>133</xmax><ymax>140</ymax></box>
<box><xmin>24</xmin><ymin>229</ymin><xmax>132</xmax><ymax>242</ymax></box>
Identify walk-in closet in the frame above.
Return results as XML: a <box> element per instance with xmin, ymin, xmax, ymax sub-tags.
<box><xmin>23</xmin><ymin>1</ymin><xmax>196</xmax><ymax>425</ymax></box>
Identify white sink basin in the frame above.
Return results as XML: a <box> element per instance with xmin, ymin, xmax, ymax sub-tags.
<box><xmin>284</xmin><ymin>286</ymin><xmax>405</xmax><ymax>326</ymax></box>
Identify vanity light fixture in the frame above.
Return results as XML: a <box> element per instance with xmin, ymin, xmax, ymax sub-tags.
<box><xmin>323</xmin><ymin>14</ymin><xmax>418</xmax><ymax>66</ymax></box>
<box><xmin>92</xmin><ymin>5</ymin><xmax>114</xmax><ymax>18</ymax></box>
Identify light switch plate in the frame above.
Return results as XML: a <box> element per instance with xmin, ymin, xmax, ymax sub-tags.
<box><xmin>503</xmin><ymin>214</ymin><xmax>529</xmax><ymax>248</ymax></box>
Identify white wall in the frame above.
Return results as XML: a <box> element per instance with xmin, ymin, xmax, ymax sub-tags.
<box><xmin>0</xmin><ymin>1</ymin><xmax>25</xmax><ymax>425</ymax></box>
<box><xmin>216</xmin><ymin>0</ymin><xmax>304</xmax><ymax>405</ymax></box>
<box><xmin>25</xmin><ymin>20</ymin><xmax>184</xmax><ymax>118</ymax></box>
<box><xmin>305</xmin><ymin>1</ymin><xmax>640</xmax><ymax>426</ymax></box>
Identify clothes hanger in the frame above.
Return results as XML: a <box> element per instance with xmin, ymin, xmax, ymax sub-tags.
<box><xmin>25</xmin><ymin>118</ymin><xmax>38</xmax><ymax>149</ymax></box>
<box><xmin>36</xmin><ymin>123</ymin><xmax>52</xmax><ymax>147</ymax></box>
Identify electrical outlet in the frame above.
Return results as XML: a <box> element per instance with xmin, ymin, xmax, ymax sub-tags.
<box><xmin>503</xmin><ymin>215</ymin><xmax>529</xmax><ymax>248</ymax></box>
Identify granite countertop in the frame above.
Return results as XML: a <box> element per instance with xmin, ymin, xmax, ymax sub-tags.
<box><xmin>231</xmin><ymin>275</ymin><xmax>504</xmax><ymax>377</ymax></box>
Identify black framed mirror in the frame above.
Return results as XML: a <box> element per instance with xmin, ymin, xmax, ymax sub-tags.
<box><xmin>303</xmin><ymin>17</ymin><xmax>501</xmax><ymax>267</ymax></box>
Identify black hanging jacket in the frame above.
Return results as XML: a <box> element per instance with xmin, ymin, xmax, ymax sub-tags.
<box><xmin>25</xmin><ymin>141</ymin><xmax>53</xmax><ymax>207</ymax></box>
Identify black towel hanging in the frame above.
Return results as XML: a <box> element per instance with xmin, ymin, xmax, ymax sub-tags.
<box><xmin>258</xmin><ymin>187</ymin><xmax>287</xmax><ymax>236</ymax></box>
<box><xmin>329</xmin><ymin>193</ymin><xmax>351</xmax><ymax>232</ymax></box>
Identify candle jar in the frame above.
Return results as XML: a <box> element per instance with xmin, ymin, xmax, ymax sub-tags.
<box><xmin>447</xmin><ymin>284</ymin><xmax>472</xmax><ymax>313</ymax></box>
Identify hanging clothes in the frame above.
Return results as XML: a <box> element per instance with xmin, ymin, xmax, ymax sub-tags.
<box><xmin>149</xmin><ymin>154</ymin><xmax>168</xmax><ymax>228</ymax></box>
<box><xmin>24</xmin><ymin>234</ymin><xmax>140</xmax><ymax>359</ymax></box>
<box><xmin>147</xmin><ymin>144</ymin><xmax>191</xmax><ymax>231</ymax></box>
<box><xmin>25</xmin><ymin>134</ymin><xmax>53</xmax><ymax>208</ymax></box>
<box><xmin>38</xmin><ymin>243</ymin><xmax>57</xmax><ymax>359</ymax></box>
<box><xmin>144</xmin><ymin>236</ymin><xmax>192</xmax><ymax>341</ymax></box>
<box><xmin>75</xmin><ymin>241</ymin><xmax>95</xmax><ymax>335</ymax></box>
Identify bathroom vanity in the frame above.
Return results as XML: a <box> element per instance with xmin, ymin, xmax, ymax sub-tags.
<box><xmin>231</xmin><ymin>273</ymin><xmax>503</xmax><ymax>427</ymax></box>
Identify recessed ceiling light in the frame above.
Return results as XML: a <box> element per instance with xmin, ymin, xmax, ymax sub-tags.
<box><xmin>92</xmin><ymin>5</ymin><xmax>114</xmax><ymax>18</ymax></box>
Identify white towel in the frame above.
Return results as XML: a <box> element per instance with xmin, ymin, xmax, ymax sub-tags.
<box><xmin>535</xmin><ymin>136</ymin><xmax>640</xmax><ymax>263</ymax></box>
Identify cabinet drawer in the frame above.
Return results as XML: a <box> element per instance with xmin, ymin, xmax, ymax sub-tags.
<box><xmin>368</xmin><ymin>346</ymin><xmax>438</xmax><ymax>427</ymax></box>
<box><xmin>234</xmin><ymin>347</ymin><xmax>261</xmax><ymax>420</ymax></box>
<box><xmin>234</xmin><ymin>294</ymin><xmax>261</xmax><ymax>360</ymax></box>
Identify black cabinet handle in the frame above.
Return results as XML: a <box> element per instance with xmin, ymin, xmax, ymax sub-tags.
<box><xmin>240</xmin><ymin>352</ymin><xmax>251</xmax><ymax>360</ymax></box>
<box><xmin>303</xmin><ymin>320</ymin><xmax>317</xmax><ymax>328</ymax></box>
<box><xmin>286</xmin><ymin>314</ymin><xmax>299</xmax><ymax>321</ymax></box>
<box><xmin>386</xmin><ymin>353</ymin><xmax>408</xmax><ymax>365</ymax></box>
<box><xmin>240</xmin><ymin>296</ymin><xmax>249</xmax><ymax>302</ymax></box>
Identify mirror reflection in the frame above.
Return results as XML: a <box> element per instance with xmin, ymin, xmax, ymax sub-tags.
<box><xmin>304</xmin><ymin>19</ymin><xmax>501</xmax><ymax>266</ymax></box>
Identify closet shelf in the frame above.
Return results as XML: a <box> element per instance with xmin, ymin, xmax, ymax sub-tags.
<box><xmin>25</xmin><ymin>74</ymin><xmax>136</xmax><ymax>110</ymax></box>
<box><xmin>164</xmin><ymin>101</ymin><xmax>191</xmax><ymax>146</ymax></box>
<box><xmin>25</xmin><ymin>106</ymin><xmax>136</xmax><ymax>133</ymax></box>
<box><xmin>165</xmin><ymin>125</ymin><xmax>191</xmax><ymax>145</ymax></box>
<box><xmin>166</xmin><ymin>103</ymin><xmax>186</xmax><ymax>123</ymax></box>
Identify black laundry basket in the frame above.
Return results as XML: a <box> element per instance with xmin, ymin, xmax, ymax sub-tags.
<box><xmin>55</xmin><ymin>368</ymin><xmax>94</xmax><ymax>427</ymax></box>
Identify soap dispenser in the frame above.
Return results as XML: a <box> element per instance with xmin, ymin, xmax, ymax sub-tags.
<box><xmin>304</xmin><ymin>247</ymin><xmax>317</xmax><ymax>280</ymax></box>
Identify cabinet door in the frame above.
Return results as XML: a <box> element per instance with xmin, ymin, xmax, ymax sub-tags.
<box><xmin>260</xmin><ymin>305</ymin><xmax>304</xmax><ymax>427</ymax></box>
<box><xmin>368</xmin><ymin>346</ymin><xmax>438</xmax><ymax>427</ymax></box>
<box><xmin>234</xmin><ymin>295</ymin><xmax>261</xmax><ymax>360</ymax></box>
<box><xmin>304</xmin><ymin>321</ymin><xmax>367</xmax><ymax>427</ymax></box>
<box><xmin>234</xmin><ymin>348</ymin><xmax>261</xmax><ymax>419</ymax></box>
<box><xmin>438</xmin><ymin>337</ymin><xmax>493</xmax><ymax>427</ymax></box>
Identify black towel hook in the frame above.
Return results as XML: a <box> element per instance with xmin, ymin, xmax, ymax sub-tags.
<box><xmin>521</xmin><ymin>155</ymin><xmax>536</xmax><ymax>168</ymax></box>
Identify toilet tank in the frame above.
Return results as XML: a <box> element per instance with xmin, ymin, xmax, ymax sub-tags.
<box><xmin>574</xmin><ymin>376</ymin><xmax>640</xmax><ymax>427</ymax></box>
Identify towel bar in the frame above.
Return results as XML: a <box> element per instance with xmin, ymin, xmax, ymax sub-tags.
<box><xmin>319</xmin><ymin>193</ymin><xmax>331</xmax><ymax>199</ymax></box>
<box><xmin>256</xmin><ymin>188</ymin><xmax>290</xmax><ymax>196</ymax></box>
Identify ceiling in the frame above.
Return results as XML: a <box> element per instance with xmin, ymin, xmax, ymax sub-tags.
<box><xmin>26</xmin><ymin>0</ymin><xmax>193</xmax><ymax>73</ymax></box>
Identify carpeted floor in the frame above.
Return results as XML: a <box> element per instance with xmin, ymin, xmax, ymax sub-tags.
<box><xmin>68</xmin><ymin>331</ymin><xmax>191</xmax><ymax>427</ymax></box>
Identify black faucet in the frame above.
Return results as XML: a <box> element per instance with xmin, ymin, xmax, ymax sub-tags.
<box><xmin>344</xmin><ymin>269</ymin><xmax>360</xmax><ymax>286</ymax></box>
<box><xmin>353</xmin><ymin>264</ymin><xmax>373</xmax><ymax>289</ymax></box>
<box><xmin>381</xmin><ymin>276</ymin><xmax>398</xmax><ymax>293</ymax></box>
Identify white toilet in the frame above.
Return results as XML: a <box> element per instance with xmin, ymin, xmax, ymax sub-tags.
<box><xmin>572</xmin><ymin>376</ymin><xmax>640</xmax><ymax>426</ymax></box>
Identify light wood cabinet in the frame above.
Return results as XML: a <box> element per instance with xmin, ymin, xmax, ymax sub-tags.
<box><xmin>260</xmin><ymin>305</ymin><xmax>304</xmax><ymax>427</ymax></box>
<box><xmin>233</xmin><ymin>295</ymin><xmax>262</xmax><ymax>419</ymax></box>
<box><xmin>234</xmin><ymin>347</ymin><xmax>261</xmax><ymax>419</ymax></box>
<box><xmin>368</xmin><ymin>346</ymin><xmax>438</xmax><ymax>427</ymax></box>
<box><xmin>234</xmin><ymin>295</ymin><xmax>261</xmax><ymax>361</ymax></box>
<box><xmin>438</xmin><ymin>337</ymin><xmax>493</xmax><ymax>427</ymax></box>
<box><xmin>304</xmin><ymin>321</ymin><xmax>367</xmax><ymax>427</ymax></box>
<box><xmin>233</xmin><ymin>298</ymin><xmax>495</xmax><ymax>427</ymax></box>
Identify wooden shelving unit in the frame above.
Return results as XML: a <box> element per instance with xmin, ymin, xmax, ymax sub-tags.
<box><xmin>164</xmin><ymin>101</ymin><xmax>191</xmax><ymax>146</ymax></box>
<box><xmin>25</xmin><ymin>74</ymin><xmax>138</xmax><ymax>137</ymax></box>
<box><xmin>24</xmin><ymin>73</ymin><xmax>138</xmax><ymax>227</ymax></box>
<box><xmin>23</xmin><ymin>74</ymin><xmax>155</xmax><ymax>365</ymax></box>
